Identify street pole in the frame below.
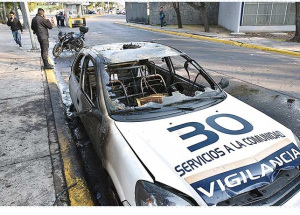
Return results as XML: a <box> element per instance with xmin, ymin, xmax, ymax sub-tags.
<box><xmin>19</xmin><ymin>2</ymin><xmax>28</xmax><ymax>29</ymax></box>
<box><xmin>23</xmin><ymin>2</ymin><xmax>37</xmax><ymax>50</ymax></box>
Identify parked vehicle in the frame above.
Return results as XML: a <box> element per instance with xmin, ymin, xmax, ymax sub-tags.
<box><xmin>87</xmin><ymin>9</ymin><xmax>96</xmax><ymax>14</ymax></box>
<box><xmin>69</xmin><ymin>42</ymin><xmax>300</xmax><ymax>206</ymax></box>
<box><xmin>52</xmin><ymin>26</ymin><xmax>89</xmax><ymax>58</ymax></box>
<box><xmin>116</xmin><ymin>9</ymin><xmax>126</xmax><ymax>15</ymax></box>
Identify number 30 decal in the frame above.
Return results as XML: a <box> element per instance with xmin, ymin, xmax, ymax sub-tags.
<box><xmin>167</xmin><ymin>114</ymin><xmax>253</xmax><ymax>152</ymax></box>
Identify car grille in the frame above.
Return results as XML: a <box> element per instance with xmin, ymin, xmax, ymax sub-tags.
<box><xmin>217</xmin><ymin>168</ymin><xmax>300</xmax><ymax>206</ymax></box>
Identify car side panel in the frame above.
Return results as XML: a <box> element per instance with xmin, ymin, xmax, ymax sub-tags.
<box><xmin>104</xmin><ymin>119</ymin><xmax>153</xmax><ymax>205</ymax></box>
<box><xmin>69</xmin><ymin>73</ymin><xmax>80</xmax><ymax>111</ymax></box>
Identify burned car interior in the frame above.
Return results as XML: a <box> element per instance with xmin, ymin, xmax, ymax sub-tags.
<box><xmin>104</xmin><ymin>55</ymin><xmax>222</xmax><ymax>112</ymax></box>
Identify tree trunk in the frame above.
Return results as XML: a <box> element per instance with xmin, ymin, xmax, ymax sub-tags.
<box><xmin>173</xmin><ymin>3</ymin><xmax>182</xmax><ymax>28</ymax></box>
<box><xmin>2</xmin><ymin>2</ymin><xmax>7</xmax><ymax>23</ymax></box>
<box><xmin>200</xmin><ymin>4</ymin><xmax>209</xmax><ymax>32</ymax></box>
<box><xmin>186</xmin><ymin>2</ymin><xmax>210</xmax><ymax>32</ymax></box>
<box><xmin>13</xmin><ymin>2</ymin><xmax>19</xmax><ymax>20</ymax></box>
<box><xmin>291</xmin><ymin>2</ymin><xmax>300</xmax><ymax>42</ymax></box>
<box><xmin>20</xmin><ymin>2</ymin><xmax>28</xmax><ymax>28</ymax></box>
<box><xmin>0</xmin><ymin>3</ymin><xmax>4</xmax><ymax>23</ymax></box>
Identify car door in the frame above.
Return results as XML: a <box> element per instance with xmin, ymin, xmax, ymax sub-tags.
<box><xmin>78</xmin><ymin>55</ymin><xmax>104</xmax><ymax>152</ymax></box>
<box><xmin>69</xmin><ymin>53</ymin><xmax>85</xmax><ymax>111</ymax></box>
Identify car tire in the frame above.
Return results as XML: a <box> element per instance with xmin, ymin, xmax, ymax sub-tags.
<box><xmin>106</xmin><ymin>172</ymin><xmax>122</xmax><ymax>206</ymax></box>
<box><xmin>53</xmin><ymin>44</ymin><xmax>63</xmax><ymax>57</ymax></box>
<box><xmin>107</xmin><ymin>187</ymin><xmax>121</xmax><ymax>206</ymax></box>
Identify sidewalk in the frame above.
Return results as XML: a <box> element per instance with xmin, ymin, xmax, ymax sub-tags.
<box><xmin>116</xmin><ymin>22</ymin><xmax>300</xmax><ymax>57</ymax></box>
<box><xmin>0</xmin><ymin>24</ymin><xmax>67</xmax><ymax>206</ymax></box>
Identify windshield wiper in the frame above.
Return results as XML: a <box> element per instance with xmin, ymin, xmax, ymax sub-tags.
<box><xmin>175</xmin><ymin>106</ymin><xmax>195</xmax><ymax>111</ymax></box>
<box><xmin>111</xmin><ymin>106</ymin><xmax>162</xmax><ymax>115</ymax></box>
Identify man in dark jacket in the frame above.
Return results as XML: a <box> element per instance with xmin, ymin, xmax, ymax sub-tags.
<box><xmin>31</xmin><ymin>8</ymin><xmax>53</xmax><ymax>69</ymax></box>
<box><xmin>7</xmin><ymin>11</ymin><xmax>23</xmax><ymax>49</ymax></box>
<box><xmin>159</xmin><ymin>7</ymin><xmax>165</xmax><ymax>28</ymax></box>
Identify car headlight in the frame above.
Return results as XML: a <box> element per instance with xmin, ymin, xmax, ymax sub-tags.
<box><xmin>293</xmin><ymin>133</ymin><xmax>300</xmax><ymax>148</ymax></box>
<box><xmin>135</xmin><ymin>180</ymin><xmax>194</xmax><ymax>206</ymax></box>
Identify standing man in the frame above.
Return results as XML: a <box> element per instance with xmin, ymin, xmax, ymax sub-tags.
<box><xmin>159</xmin><ymin>7</ymin><xmax>165</xmax><ymax>28</ymax></box>
<box><xmin>7</xmin><ymin>11</ymin><xmax>23</xmax><ymax>49</ymax></box>
<box><xmin>59</xmin><ymin>12</ymin><xmax>65</xmax><ymax>27</ymax></box>
<box><xmin>31</xmin><ymin>8</ymin><xmax>53</xmax><ymax>69</ymax></box>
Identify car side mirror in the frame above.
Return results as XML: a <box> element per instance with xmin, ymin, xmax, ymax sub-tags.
<box><xmin>218</xmin><ymin>78</ymin><xmax>229</xmax><ymax>89</ymax></box>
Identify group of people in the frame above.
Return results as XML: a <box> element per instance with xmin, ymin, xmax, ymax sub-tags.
<box><xmin>7</xmin><ymin>7</ymin><xmax>165</xmax><ymax>70</ymax></box>
<box><xmin>7</xmin><ymin>8</ymin><xmax>53</xmax><ymax>69</ymax></box>
<box><xmin>55</xmin><ymin>12</ymin><xmax>65</xmax><ymax>27</ymax></box>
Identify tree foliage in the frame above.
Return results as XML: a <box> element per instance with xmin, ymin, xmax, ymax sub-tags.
<box><xmin>28</xmin><ymin>2</ymin><xmax>38</xmax><ymax>12</ymax></box>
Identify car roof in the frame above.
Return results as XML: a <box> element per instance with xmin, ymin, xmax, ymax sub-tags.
<box><xmin>89</xmin><ymin>42</ymin><xmax>183</xmax><ymax>64</ymax></box>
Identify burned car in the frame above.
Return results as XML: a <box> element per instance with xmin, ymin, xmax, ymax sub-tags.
<box><xmin>69</xmin><ymin>42</ymin><xmax>300</xmax><ymax>206</ymax></box>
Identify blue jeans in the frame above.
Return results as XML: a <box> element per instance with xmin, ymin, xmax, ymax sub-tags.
<box><xmin>12</xmin><ymin>30</ymin><xmax>22</xmax><ymax>47</ymax></box>
<box><xmin>160</xmin><ymin>17</ymin><xmax>164</xmax><ymax>27</ymax></box>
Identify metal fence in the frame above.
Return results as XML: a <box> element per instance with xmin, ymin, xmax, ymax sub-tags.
<box><xmin>125</xmin><ymin>2</ymin><xmax>148</xmax><ymax>24</ymax></box>
<box><xmin>242</xmin><ymin>2</ymin><xmax>295</xmax><ymax>26</ymax></box>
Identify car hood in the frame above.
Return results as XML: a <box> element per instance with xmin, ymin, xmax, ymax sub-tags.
<box><xmin>115</xmin><ymin>95</ymin><xmax>300</xmax><ymax>205</ymax></box>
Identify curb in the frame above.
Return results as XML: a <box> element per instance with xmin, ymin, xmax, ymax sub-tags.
<box><xmin>116</xmin><ymin>22</ymin><xmax>300</xmax><ymax>58</ymax></box>
<box><xmin>43</xmin><ymin>63</ymin><xmax>94</xmax><ymax>206</ymax></box>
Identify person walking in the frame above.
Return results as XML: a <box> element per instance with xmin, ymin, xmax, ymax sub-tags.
<box><xmin>7</xmin><ymin>11</ymin><xmax>23</xmax><ymax>49</ymax></box>
<box><xmin>159</xmin><ymin>7</ymin><xmax>165</xmax><ymax>28</ymax></box>
<box><xmin>31</xmin><ymin>8</ymin><xmax>53</xmax><ymax>69</ymax></box>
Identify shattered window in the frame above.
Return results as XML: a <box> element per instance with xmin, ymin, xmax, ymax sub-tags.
<box><xmin>102</xmin><ymin>55</ymin><xmax>222</xmax><ymax>114</ymax></box>
<box><xmin>82</xmin><ymin>57</ymin><xmax>98</xmax><ymax>106</ymax></box>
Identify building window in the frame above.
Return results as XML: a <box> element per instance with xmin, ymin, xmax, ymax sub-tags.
<box><xmin>241</xmin><ymin>2</ymin><xmax>295</xmax><ymax>26</ymax></box>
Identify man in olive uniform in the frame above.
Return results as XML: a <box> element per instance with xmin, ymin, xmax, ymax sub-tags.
<box><xmin>31</xmin><ymin>8</ymin><xmax>53</xmax><ymax>69</ymax></box>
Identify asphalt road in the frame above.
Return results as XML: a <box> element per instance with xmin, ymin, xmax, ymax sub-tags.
<box><xmin>51</xmin><ymin>14</ymin><xmax>300</xmax><ymax>138</ymax></box>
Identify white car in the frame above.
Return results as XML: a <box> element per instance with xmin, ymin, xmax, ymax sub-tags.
<box><xmin>69</xmin><ymin>42</ymin><xmax>300</xmax><ymax>206</ymax></box>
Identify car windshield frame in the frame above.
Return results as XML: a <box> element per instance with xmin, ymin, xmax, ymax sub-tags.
<box><xmin>99</xmin><ymin>53</ymin><xmax>225</xmax><ymax>120</ymax></box>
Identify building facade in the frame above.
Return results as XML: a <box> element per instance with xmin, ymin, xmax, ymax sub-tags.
<box><xmin>125</xmin><ymin>2</ymin><xmax>296</xmax><ymax>33</ymax></box>
<box><xmin>219</xmin><ymin>2</ymin><xmax>296</xmax><ymax>32</ymax></box>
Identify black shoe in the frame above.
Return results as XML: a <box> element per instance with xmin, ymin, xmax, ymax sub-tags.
<box><xmin>44</xmin><ymin>64</ymin><xmax>54</xmax><ymax>69</ymax></box>
<box><xmin>43</xmin><ymin>59</ymin><xmax>54</xmax><ymax>69</ymax></box>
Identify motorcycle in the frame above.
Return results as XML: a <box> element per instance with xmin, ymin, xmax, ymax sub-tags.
<box><xmin>52</xmin><ymin>26</ymin><xmax>89</xmax><ymax>57</ymax></box>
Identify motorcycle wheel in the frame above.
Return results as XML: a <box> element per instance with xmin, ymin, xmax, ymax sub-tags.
<box><xmin>53</xmin><ymin>44</ymin><xmax>63</xmax><ymax>57</ymax></box>
<box><xmin>74</xmin><ymin>39</ymin><xmax>84</xmax><ymax>52</ymax></box>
